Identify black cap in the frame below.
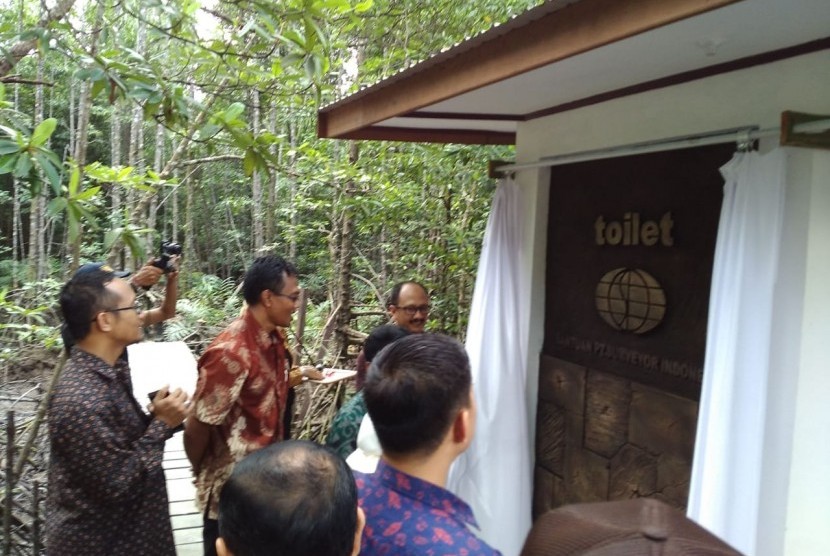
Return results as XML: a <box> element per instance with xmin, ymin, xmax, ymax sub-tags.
<box><xmin>74</xmin><ymin>262</ymin><xmax>131</xmax><ymax>279</ymax></box>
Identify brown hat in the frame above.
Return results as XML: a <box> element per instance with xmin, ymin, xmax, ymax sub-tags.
<box><xmin>520</xmin><ymin>498</ymin><xmax>742</xmax><ymax>555</ymax></box>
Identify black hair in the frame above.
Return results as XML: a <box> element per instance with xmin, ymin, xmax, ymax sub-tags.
<box><xmin>363</xmin><ymin>333</ymin><xmax>472</xmax><ymax>457</ymax></box>
<box><xmin>218</xmin><ymin>440</ymin><xmax>358</xmax><ymax>556</ymax></box>
<box><xmin>242</xmin><ymin>255</ymin><xmax>298</xmax><ymax>306</ymax></box>
<box><xmin>59</xmin><ymin>268</ymin><xmax>120</xmax><ymax>342</ymax></box>
<box><xmin>363</xmin><ymin>324</ymin><xmax>410</xmax><ymax>363</ymax></box>
<box><xmin>386</xmin><ymin>280</ymin><xmax>428</xmax><ymax>307</ymax></box>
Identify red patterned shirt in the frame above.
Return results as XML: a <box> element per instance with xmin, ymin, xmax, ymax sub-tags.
<box><xmin>191</xmin><ymin>308</ymin><xmax>289</xmax><ymax>518</ymax></box>
<box><xmin>356</xmin><ymin>460</ymin><xmax>501</xmax><ymax>555</ymax></box>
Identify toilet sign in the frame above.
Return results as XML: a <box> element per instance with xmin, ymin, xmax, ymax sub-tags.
<box><xmin>543</xmin><ymin>143</ymin><xmax>733</xmax><ymax>399</ymax></box>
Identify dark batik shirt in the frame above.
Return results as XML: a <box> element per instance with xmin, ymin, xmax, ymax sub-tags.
<box><xmin>325</xmin><ymin>391</ymin><xmax>367</xmax><ymax>459</ymax></box>
<box><xmin>356</xmin><ymin>460</ymin><xmax>501</xmax><ymax>556</ymax></box>
<box><xmin>46</xmin><ymin>348</ymin><xmax>176</xmax><ymax>556</ymax></box>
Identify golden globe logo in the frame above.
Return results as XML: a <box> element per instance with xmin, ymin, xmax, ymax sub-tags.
<box><xmin>595</xmin><ymin>268</ymin><xmax>666</xmax><ymax>334</ymax></box>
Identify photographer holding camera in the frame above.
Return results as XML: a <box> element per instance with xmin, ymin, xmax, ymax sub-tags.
<box><xmin>136</xmin><ymin>241</ymin><xmax>182</xmax><ymax>328</ymax></box>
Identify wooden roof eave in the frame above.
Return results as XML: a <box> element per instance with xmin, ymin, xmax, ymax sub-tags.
<box><xmin>317</xmin><ymin>0</ymin><xmax>742</xmax><ymax>140</ymax></box>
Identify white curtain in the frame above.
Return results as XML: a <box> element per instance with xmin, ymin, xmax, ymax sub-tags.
<box><xmin>448</xmin><ymin>177</ymin><xmax>533</xmax><ymax>556</ymax></box>
<box><xmin>687</xmin><ymin>148</ymin><xmax>787</xmax><ymax>555</ymax></box>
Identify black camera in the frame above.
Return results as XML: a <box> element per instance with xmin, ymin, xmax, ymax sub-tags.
<box><xmin>152</xmin><ymin>240</ymin><xmax>182</xmax><ymax>274</ymax></box>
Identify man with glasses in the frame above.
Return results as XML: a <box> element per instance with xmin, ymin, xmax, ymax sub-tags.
<box><xmin>184</xmin><ymin>255</ymin><xmax>316</xmax><ymax>556</ymax></box>
<box><xmin>47</xmin><ymin>263</ymin><xmax>189</xmax><ymax>556</ymax></box>
<box><xmin>355</xmin><ymin>281</ymin><xmax>430</xmax><ymax>390</ymax></box>
<box><xmin>60</xmin><ymin>259</ymin><xmax>180</xmax><ymax>353</ymax></box>
<box><xmin>387</xmin><ymin>280</ymin><xmax>431</xmax><ymax>333</ymax></box>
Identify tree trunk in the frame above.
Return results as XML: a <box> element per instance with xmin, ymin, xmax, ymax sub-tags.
<box><xmin>26</xmin><ymin>49</ymin><xmax>48</xmax><ymax>280</ymax></box>
<box><xmin>331</xmin><ymin>141</ymin><xmax>359</xmax><ymax>362</ymax></box>
<box><xmin>149</xmin><ymin>120</ymin><xmax>164</xmax><ymax>244</ymax></box>
<box><xmin>11</xmin><ymin>5</ymin><xmax>22</xmax><ymax>287</ymax></box>
<box><xmin>69</xmin><ymin>0</ymin><xmax>106</xmax><ymax>273</ymax></box>
<box><xmin>266</xmin><ymin>102</ymin><xmax>277</xmax><ymax>243</ymax></box>
<box><xmin>172</xmin><ymin>165</ymin><xmax>179</xmax><ymax>242</ymax></box>
<box><xmin>11</xmin><ymin>178</ymin><xmax>21</xmax><ymax>287</ymax></box>
<box><xmin>107</xmin><ymin>99</ymin><xmax>123</xmax><ymax>266</ymax></box>
<box><xmin>184</xmin><ymin>169</ymin><xmax>195</xmax><ymax>272</ymax></box>
<box><xmin>288</xmin><ymin>115</ymin><xmax>298</xmax><ymax>260</ymax></box>
<box><xmin>125</xmin><ymin>16</ymin><xmax>147</xmax><ymax>269</ymax></box>
<box><xmin>35</xmin><ymin>54</ymin><xmax>48</xmax><ymax>280</ymax></box>
<box><xmin>251</xmin><ymin>89</ymin><xmax>263</xmax><ymax>252</ymax></box>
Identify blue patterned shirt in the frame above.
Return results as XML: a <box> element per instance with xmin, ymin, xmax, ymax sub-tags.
<box><xmin>356</xmin><ymin>460</ymin><xmax>500</xmax><ymax>556</ymax></box>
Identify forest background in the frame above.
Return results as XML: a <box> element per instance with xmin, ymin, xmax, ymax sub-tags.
<box><xmin>0</xmin><ymin>0</ymin><xmax>543</xmax><ymax>374</ymax></box>
<box><xmin>1</xmin><ymin>0</ymin><xmax>545</xmax><ymax>551</ymax></box>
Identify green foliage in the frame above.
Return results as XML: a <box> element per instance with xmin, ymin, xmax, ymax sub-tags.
<box><xmin>0</xmin><ymin>280</ymin><xmax>63</xmax><ymax>361</ymax></box>
<box><xmin>46</xmin><ymin>163</ymin><xmax>101</xmax><ymax>244</ymax></box>
<box><xmin>161</xmin><ymin>273</ymin><xmax>242</xmax><ymax>353</ymax></box>
<box><xmin>0</xmin><ymin>0</ymin><xmax>536</xmax><ymax>348</ymax></box>
<box><xmin>0</xmin><ymin>117</ymin><xmax>63</xmax><ymax>195</ymax></box>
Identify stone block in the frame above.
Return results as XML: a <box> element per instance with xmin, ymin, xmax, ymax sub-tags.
<box><xmin>535</xmin><ymin>400</ymin><xmax>565</xmax><ymax>475</ymax></box>
<box><xmin>608</xmin><ymin>443</ymin><xmax>658</xmax><ymax>500</ymax></box>
<box><xmin>533</xmin><ymin>466</ymin><xmax>556</xmax><ymax>519</ymax></box>
<box><xmin>538</xmin><ymin>355</ymin><xmax>585</xmax><ymax>414</ymax></box>
<box><xmin>584</xmin><ymin>370</ymin><xmax>631</xmax><ymax>458</ymax></box>
<box><xmin>565</xmin><ymin>409</ymin><xmax>584</xmax><ymax>450</ymax></box>
<box><xmin>630</xmin><ymin>384</ymin><xmax>698</xmax><ymax>461</ymax></box>
<box><xmin>656</xmin><ymin>453</ymin><xmax>692</xmax><ymax>510</ymax></box>
<box><xmin>564</xmin><ymin>446</ymin><xmax>609</xmax><ymax>504</ymax></box>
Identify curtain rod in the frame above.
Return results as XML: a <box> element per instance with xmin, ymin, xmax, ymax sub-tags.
<box><xmin>492</xmin><ymin>113</ymin><xmax>830</xmax><ymax>177</ymax></box>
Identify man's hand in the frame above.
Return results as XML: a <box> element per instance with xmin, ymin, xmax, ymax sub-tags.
<box><xmin>131</xmin><ymin>261</ymin><xmax>164</xmax><ymax>289</ymax></box>
<box><xmin>300</xmin><ymin>365</ymin><xmax>324</xmax><ymax>380</ymax></box>
<box><xmin>149</xmin><ymin>385</ymin><xmax>189</xmax><ymax>428</ymax></box>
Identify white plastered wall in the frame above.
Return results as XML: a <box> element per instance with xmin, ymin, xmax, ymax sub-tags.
<box><xmin>513</xmin><ymin>50</ymin><xmax>830</xmax><ymax>555</ymax></box>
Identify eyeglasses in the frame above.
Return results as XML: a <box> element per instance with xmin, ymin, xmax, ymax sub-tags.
<box><xmin>91</xmin><ymin>299</ymin><xmax>142</xmax><ymax>322</ymax></box>
<box><xmin>269</xmin><ymin>290</ymin><xmax>301</xmax><ymax>304</ymax></box>
<box><xmin>395</xmin><ymin>305</ymin><xmax>430</xmax><ymax>316</ymax></box>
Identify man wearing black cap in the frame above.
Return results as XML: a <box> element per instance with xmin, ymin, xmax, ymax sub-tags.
<box><xmin>46</xmin><ymin>263</ymin><xmax>189</xmax><ymax>556</ymax></box>
<box><xmin>61</xmin><ymin>259</ymin><xmax>180</xmax><ymax>351</ymax></box>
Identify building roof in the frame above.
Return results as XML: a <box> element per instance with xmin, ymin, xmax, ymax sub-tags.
<box><xmin>317</xmin><ymin>0</ymin><xmax>830</xmax><ymax>145</ymax></box>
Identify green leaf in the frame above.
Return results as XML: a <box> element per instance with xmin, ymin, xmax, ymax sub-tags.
<box><xmin>89</xmin><ymin>67</ymin><xmax>106</xmax><ymax>81</ymax></box>
<box><xmin>47</xmin><ymin>196</ymin><xmax>67</xmax><ymax>216</ymax></box>
<box><xmin>123</xmin><ymin>234</ymin><xmax>145</xmax><ymax>263</ymax></box>
<box><xmin>354</xmin><ymin>0</ymin><xmax>373</xmax><ymax>13</ymax></box>
<box><xmin>68</xmin><ymin>165</ymin><xmax>80</xmax><ymax>196</ymax></box>
<box><xmin>104</xmin><ymin>227</ymin><xmax>125</xmax><ymax>252</ymax></box>
<box><xmin>198</xmin><ymin>122</ymin><xmax>221</xmax><ymax>140</ymax></box>
<box><xmin>30</xmin><ymin>118</ymin><xmax>57</xmax><ymax>147</ymax></box>
<box><xmin>32</xmin><ymin>151</ymin><xmax>61</xmax><ymax>193</ymax></box>
<box><xmin>0</xmin><ymin>154</ymin><xmax>17</xmax><ymax>174</ymax></box>
<box><xmin>117</xmin><ymin>167</ymin><xmax>134</xmax><ymax>181</ymax></box>
<box><xmin>278</xmin><ymin>29</ymin><xmax>306</xmax><ymax>50</ymax></box>
<box><xmin>13</xmin><ymin>153</ymin><xmax>32</xmax><ymax>177</ymax></box>
<box><xmin>73</xmin><ymin>185</ymin><xmax>100</xmax><ymax>201</ymax></box>
<box><xmin>243</xmin><ymin>149</ymin><xmax>256</xmax><ymax>177</ymax></box>
<box><xmin>0</xmin><ymin>140</ymin><xmax>21</xmax><ymax>155</ymax></box>
<box><xmin>90</xmin><ymin>79</ymin><xmax>106</xmax><ymax>99</ymax></box>
<box><xmin>224</xmin><ymin>102</ymin><xmax>245</xmax><ymax>121</ymax></box>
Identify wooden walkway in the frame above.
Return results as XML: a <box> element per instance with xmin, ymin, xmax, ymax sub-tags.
<box><xmin>164</xmin><ymin>432</ymin><xmax>202</xmax><ymax>556</ymax></box>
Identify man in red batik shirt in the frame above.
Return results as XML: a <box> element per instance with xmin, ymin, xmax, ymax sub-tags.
<box><xmin>184</xmin><ymin>255</ymin><xmax>312</xmax><ymax>556</ymax></box>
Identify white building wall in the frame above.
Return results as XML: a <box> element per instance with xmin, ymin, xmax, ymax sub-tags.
<box><xmin>514</xmin><ymin>50</ymin><xmax>830</xmax><ymax>555</ymax></box>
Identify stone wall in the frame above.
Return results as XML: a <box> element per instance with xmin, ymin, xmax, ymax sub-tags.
<box><xmin>533</xmin><ymin>354</ymin><xmax>698</xmax><ymax>518</ymax></box>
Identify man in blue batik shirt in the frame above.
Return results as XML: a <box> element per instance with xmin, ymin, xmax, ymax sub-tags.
<box><xmin>354</xmin><ymin>333</ymin><xmax>500</xmax><ymax>555</ymax></box>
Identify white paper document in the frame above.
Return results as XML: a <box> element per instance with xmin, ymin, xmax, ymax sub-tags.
<box><xmin>127</xmin><ymin>341</ymin><xmax>199</xmax><ymax>407</ymax></box>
